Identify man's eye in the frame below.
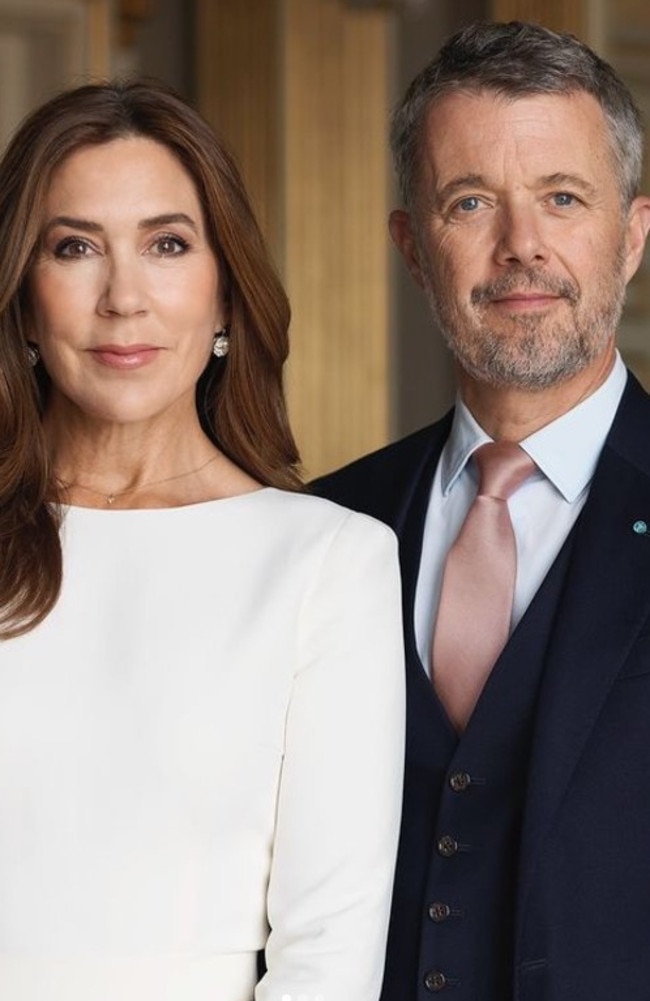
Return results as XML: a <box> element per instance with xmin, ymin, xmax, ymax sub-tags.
<box><xmin>552</xmin><ymin>192</ymin><xmax>577</xmax><ymax>207</ymax></box>
<box><xmin>456</xmin><ymin>196</ymin><xmax>481</xmax><ymax>212</ymax></box>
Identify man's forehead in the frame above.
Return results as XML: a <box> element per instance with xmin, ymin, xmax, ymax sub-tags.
<box><xmin>419</xmin><ymin>89</ymin><xmax>614</xmax><ymax>183</ymax></box>
<box><xmin>422</xmin><ymin>87</ymin><xmax>607</xmax><ymax>133</ymax></box>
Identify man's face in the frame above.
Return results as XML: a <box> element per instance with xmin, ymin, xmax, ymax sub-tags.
<box><xmin>390</xmin><ymin>90</ymin><xmax>650</xmax><ymax>392</ymax></box>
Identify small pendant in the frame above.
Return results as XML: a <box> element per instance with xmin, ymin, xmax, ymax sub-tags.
<box><xmin>106</xmin><ymin>495</ymin><xmax>115</xmax><ymax>505</ymax></box>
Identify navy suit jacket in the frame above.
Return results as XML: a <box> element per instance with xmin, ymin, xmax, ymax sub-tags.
<box><xmin>312</xmin><ymin>372</ymin><xmax>650</xmax><ymax>1001</ymax></box>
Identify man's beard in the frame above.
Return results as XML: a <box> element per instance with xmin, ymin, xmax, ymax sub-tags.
<box><xmin>422</xmin><ymin>253</ymin><xmax>627</xmax><ymax>391</ymax></box>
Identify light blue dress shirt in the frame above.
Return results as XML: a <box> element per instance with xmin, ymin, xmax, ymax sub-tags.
<box><xmin>414</xmin><ymin>352</ymin><xmax>628</xmax><ymax>671</ymax></box>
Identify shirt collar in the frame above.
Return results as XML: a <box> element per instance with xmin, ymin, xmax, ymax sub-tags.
<box><xmin>440</xmin><ymin>399</ymin><xmax>491</xmax><ymax>495</ymax></box>
<box><xmin>440</xmin><ymin>351</ymin><xmax>628</xmax><ymax>501</ymax></box>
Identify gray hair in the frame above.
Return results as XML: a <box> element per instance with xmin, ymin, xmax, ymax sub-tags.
<box><xmin>391</xmin><ymin>20</ymin><xmax>644</xmax><ymax>209</ymax></box>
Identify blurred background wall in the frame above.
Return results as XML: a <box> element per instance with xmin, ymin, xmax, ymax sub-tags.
<box><xmin>2</xmin><ymin>0</ymin><xmax>649</xmax><ymax>477</ymax></box>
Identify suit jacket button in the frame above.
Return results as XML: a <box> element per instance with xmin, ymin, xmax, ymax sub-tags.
<box><xmin>437</xmin><ymin>834</ymin><xmax>458</xmax><ymax>857</ymax></box>
<box><xmin>449</xmin><ymin>770</ymin><xmax>471</xmax><ymax>792</ymax></box>
<box><xmin>429</xmin><ymin>902</ymin><xmax>451</xmax><ymax>922</ymax></box>
<box><xmin>425</xmin><ymin>970</ymin><xmax>448</xmax><ymax>991</ymax></box>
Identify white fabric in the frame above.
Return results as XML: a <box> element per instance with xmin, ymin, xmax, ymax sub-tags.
<box><xmin>415</xmin><ymin>352</ymin><xmax>627</xmax><ymax>669</ymax></box>
<box><xmin>0</xmin><ymin>489</ymin><xmax>405</xmax><ymax>1001</ymax></box>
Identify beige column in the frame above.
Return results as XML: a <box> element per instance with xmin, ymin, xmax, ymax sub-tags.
<box><xmin>195</xmin><ymin>0</ymin><xmax>390</xmax><ymax>478</ymax></box>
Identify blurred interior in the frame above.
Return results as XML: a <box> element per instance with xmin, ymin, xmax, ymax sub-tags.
<box><xmin>2</xmin><ymin>0</ymin><xmax>648</xmax><ymax>477</ymax></box>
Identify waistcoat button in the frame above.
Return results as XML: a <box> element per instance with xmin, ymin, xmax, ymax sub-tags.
<box><xmin>429</xmin><ymin>902</ymin><xmax>451</xmax><ymax>922</ymax></box>
<box><xmin>449</xmin><ymin>770</ymin><xmax>471</xmax><ymax>792</ymax></box>
<box><xmin>437</xmin><ymin>834</ymin><xmax>458</xmax><ymax>857</ymax></box>
<box><xmin>424</xmin><ymin>970</ymin><xmax>448</xmax><ymax>992</ymax></box>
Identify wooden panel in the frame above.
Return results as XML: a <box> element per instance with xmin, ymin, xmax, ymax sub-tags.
<box><xmin>283</xmin><ymin>0</ymin><xmax>390</xmax><ymax>476</ymax></box>
<box><xmin>196</xmin><ymin>0</ymin><xmax>392</xmax><ymax>478</ymax></box>
<box><xmin>194</xmin><ymin>0</ymin><xmax>281</xmax><ymax>256</ymax></box>
<box><xmin>489</xmin><ymin>0</ymin><xmax>587</xmax><ymax>35</ymax></box>
<box><xmin>85</xmin><ymin>0</ymin><xmax>113</xmax><ymax>73</ymax></box>
<box><xmin>118</xmin><ymin>0</ymin><xmax>152</xmax><ymax>47</ymax></box>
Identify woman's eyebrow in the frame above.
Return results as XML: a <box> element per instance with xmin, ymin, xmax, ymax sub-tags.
<box><xmin>42</xmin><ymin>212</ymin><xmax>200</xmax><ymax>235</ymax></box>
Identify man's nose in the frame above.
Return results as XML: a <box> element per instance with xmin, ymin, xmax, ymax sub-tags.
<box><xmin>493</xmin><ymin>204</ymin><xmax>550</xmax><ymax>268</ymax></box>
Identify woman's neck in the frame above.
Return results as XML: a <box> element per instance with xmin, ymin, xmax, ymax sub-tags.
<box><xmin>44</xmin><ymin>405</ymin><xmax>260</xmax><ymax>510</ymax></box>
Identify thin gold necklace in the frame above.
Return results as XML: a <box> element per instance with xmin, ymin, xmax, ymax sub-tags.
<box><xmin>60</xmin><ymin>453</ymin><xmax>220</xmax><ymax>506</ymax></box>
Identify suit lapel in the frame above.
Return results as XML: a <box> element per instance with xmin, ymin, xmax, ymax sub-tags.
<box><xmin>387</xmin><ymin>416</ymin><xmax>454</xmax><ymax>731</ymax></box>
<box><xmin>379</xmin><ymin>413</ymin><xmax>453</xmax><ymax>542</ymax></box>
<box><xmin>517</xmin><ymin>377</ymin><xmax>650</xmax><ymax>939</ymax></box>
<box><xmin>397</xmin><ymin>421</ymin><xmax>449</xmax><ymax>650</ymax></box>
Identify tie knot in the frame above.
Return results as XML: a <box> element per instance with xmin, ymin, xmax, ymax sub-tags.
<box><xmin>473</xmin><ymin>441</ymin><xmax>535</xmax><ymax>500</ymax></box>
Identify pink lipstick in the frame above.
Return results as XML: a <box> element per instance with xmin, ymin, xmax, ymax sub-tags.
<box><xmin>90</xmin><ymin>344</ymin><xmax>161</xmax><ymax>370</ymax></box>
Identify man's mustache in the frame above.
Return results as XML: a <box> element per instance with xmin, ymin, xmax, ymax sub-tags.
<box><xmin>471</xmin><ymin>269</ymin><xmax>580</xmax><ymax>305</ymax></box>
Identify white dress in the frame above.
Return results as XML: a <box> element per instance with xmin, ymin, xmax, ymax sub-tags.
<box><xmin>0</xmin><ymin>489</ymin><xmax>405</xmax><ymax>1001</ymax></box>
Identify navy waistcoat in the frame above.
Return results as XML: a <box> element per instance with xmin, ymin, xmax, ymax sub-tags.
<box><xmin>382</xmin><ymin>524</ymin><xmax>576</xmax><ymax>1001</ymax></box>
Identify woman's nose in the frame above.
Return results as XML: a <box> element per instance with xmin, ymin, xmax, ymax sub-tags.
<box><xmin>97</xmin><ymin>258</ymin><xmax>148</xmax><ymax>317</ymax></box>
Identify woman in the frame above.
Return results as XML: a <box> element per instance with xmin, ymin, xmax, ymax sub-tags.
<box><xmin>0</xmin><ymin>81</ymin><xmax>404</xmax><ymax>1000</ymax></box>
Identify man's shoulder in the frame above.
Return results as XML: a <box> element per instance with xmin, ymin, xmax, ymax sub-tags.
<box><xmin>607</xmin><ymin>369</ymin><xmax>650</xmax><ymax>460</ymax></box>
<box><xmin>311</xmin><ymin>411</ymin><xmax>453</xmax><ymax>519</ymax></box>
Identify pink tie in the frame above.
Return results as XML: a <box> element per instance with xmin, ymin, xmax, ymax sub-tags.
<box><xmin>432</xmin><ymin>441</ymin><xmax>536</xmax><ymax>731</ymax></box>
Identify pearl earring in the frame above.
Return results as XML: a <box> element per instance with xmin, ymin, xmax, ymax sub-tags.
<box><xmin>212</xmin><ymin>328</ymin><xmax>230</xmax><ymax>358</ymax></box>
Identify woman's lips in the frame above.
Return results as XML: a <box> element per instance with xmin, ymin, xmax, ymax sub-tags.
<box><xmin>89</xmin><ymin>345</ymin><xmax>162</xmax><ymax>369</ymax></box>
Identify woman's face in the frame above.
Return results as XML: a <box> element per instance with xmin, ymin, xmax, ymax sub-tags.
<box><xmin>28</xmin><ymin>136</ymin><xmax>225</xmax><ymax>428</ymax></box>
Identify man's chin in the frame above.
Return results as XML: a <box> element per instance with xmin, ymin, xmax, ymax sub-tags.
<box><xmin>449</xmin><ymin>346</ymin><xmax>595</xmax><ymax>392</ymax></box>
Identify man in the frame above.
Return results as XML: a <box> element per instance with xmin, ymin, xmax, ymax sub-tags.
<box><xmin>312</xmin><ymin>20</ymin><xmax>650</xmax><ymax>1001</ymax></box>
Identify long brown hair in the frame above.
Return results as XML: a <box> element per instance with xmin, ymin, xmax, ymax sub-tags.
<box><xmin>0</xmin><ymin>79</ymin><xmax>301</xmax><ymax>638</ymax></box>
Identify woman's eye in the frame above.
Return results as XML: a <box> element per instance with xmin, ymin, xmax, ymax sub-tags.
<box><xmin>152</xmin><ymin>235</ymin><xmax>189</xmax><ymax>256</ymax></box>
<box><xmin>53</xmin><ymin>238</ymin><xmax>92</xmax><ymax>259</ymax></box>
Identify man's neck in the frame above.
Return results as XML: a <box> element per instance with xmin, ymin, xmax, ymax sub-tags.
<box><xmin>458</xmin><ymin>344</ymin><xmax>617</xmax><ymax>441</ymax></box>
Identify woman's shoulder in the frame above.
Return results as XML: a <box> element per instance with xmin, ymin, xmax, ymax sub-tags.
<box><xmin>261</xmin><ymin>487</ymin><xmax>396</xmax><ymax>544</ymax></box>
<box><xmin>60</xmin><ymin>489</ymin><xmax>398</xmax><ymax>567</ymax></box>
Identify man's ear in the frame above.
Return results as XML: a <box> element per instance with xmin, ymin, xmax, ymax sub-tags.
<box><xmin>388</xmin><ymin>209</ymin><xmax>426</xmax><ymax>289</ymax></box>
<box><xmin>623</xmin><ymin>194</ymin><xmax>650</xmax><ymax>283</ymax></box>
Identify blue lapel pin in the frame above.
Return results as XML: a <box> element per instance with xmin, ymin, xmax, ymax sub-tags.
<box><xmin>633</xmin><ymin>520</ymin><xmax>648</xmax><ymax>535</ymax></box>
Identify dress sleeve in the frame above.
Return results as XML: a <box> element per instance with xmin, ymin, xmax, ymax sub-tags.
<box><xmin>256</xmin><ymin>511</ymin><xmax>405</xmax><ymax>1001</ymax></box>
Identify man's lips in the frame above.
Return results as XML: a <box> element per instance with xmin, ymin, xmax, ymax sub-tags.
<box><xmin>489</xmin><ymin>292</ymin><xmax>564</xmax><ymax>310</ymax></box>
<box><xmin>89</xmin><ymin>344</ymin><xmax>162</xmax><ymax>370</ymax></box>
